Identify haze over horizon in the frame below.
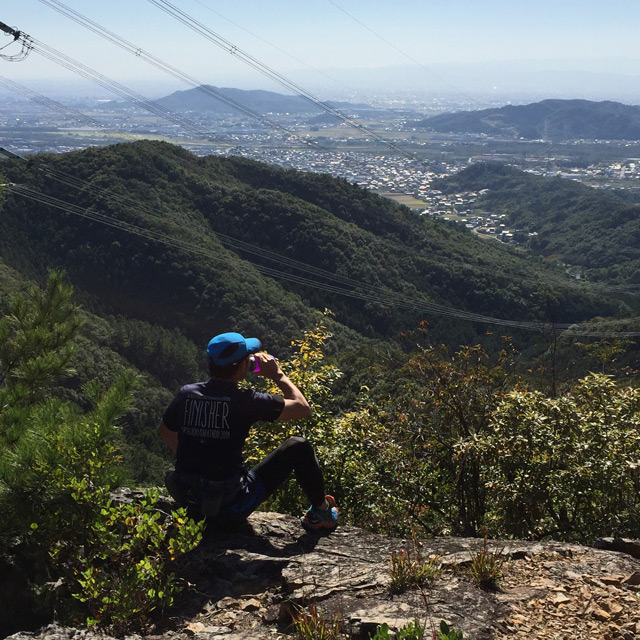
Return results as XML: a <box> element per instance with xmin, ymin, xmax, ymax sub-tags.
<box><xmin>1</xmin><ymin>0</ymin><xmax>640</xmax><ymax>107</ymax></box>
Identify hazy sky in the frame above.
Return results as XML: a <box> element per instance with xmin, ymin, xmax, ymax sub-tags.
<box><xmin>1</xmin><ymin>0</ymin><xmax>640</xmax><ymax>100</ymax></box>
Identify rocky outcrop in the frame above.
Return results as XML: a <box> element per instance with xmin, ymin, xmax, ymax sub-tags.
<box><xmin>6</xmin><ymin>510</ymin><xmax>640</xmax><ymax>640</ymax></box>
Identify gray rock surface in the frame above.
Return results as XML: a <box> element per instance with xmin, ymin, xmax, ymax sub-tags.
<box><xmin>5</xmin><ymin>511</ymin><xmax>640</xmax><ymax>640</ymax></box>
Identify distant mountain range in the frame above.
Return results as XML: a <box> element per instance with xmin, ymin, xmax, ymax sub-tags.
<box><xmin>155</xmin><ymin>85</ymin><xmax>373</xmax><ymax>116</ymax></box>
<box><xmin>418</xmin><ymin>99</ymin><xmax>640</xmax><ymax>141</ymax></box>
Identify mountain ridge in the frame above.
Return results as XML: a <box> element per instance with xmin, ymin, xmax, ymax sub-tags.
<box><xmin>154</xmin><ymin>85</ymin><xmax>373</xmax><ymax>115</ymax></box>
<box><xmin>419</xmin><ymin>98</ymin><xmax>640</xmax><ymax>140</ymax></box>
<box><xmin>0</xmin><ymin>140</ymin><xmax>620</xmax><ymax>351</ymax></box>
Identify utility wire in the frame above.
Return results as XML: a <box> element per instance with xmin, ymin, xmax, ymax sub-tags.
<box><xmin>190</xmin><ymin>0</ymin><xmax>348</xmax><ymax>91</ymax></box>
<box><xmin>1</xmin><ymin>132</ymin><xmax>634</xmax><ymax>321</ymax></box>
<box><xmin>4</xmin><ymin>176</ymin><xmax>639</xmax><ymax>337</ymax></box>
<box><xmin>33</xmin><ymin>0</ymin><xmax>321</xmax><ymax>148</ymax></box>
<box><xmin>0</xmin><ymin>143</ymin><xmax>563</xmax><ymax>327</ymax></box>
<box><xmin>0</xmin><ymin>74</ymin><xmax>106</xmax><ymax>129</ymax></box>
<box><xmin>324</xmin><ymin>0</ymin><xmax>478</xmax><ymax>105</ymax></box>
<box><xmin>0</xmin><ymin>74</ymin><xmax>634</xmax><ymax>303</ymax></box>
<box><xmin>146</xmin><ymin>0</ymin><xmax>414</xmax><ymax>158</ymax></box>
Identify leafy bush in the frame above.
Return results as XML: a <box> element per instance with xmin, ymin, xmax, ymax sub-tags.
<box><xmin>380</xmin><ymin>336</ymin><xmax>516</xmax><ymax>536</ymax></box>
<box><xmin>244</xmin><ymin>312</ymin><xmax>344</xmax><ymax>515</ymax></box>
<box><xmin>479</xmin><ymin>373</ymin><xmax>640</xmax><ymax>540</ymax></box>
<box><xmin>371</xmin><ymin>621</ymin><xmax>425</xmax><ymax>640</ymax></box>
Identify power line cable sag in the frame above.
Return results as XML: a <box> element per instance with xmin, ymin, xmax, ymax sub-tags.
<box><xmin>4</xmin><ymin>177</ymin><xmax>638</xmax><ymax>337</ymax></box>
<box><xmin>31</xmin><ymin>0</ymin><xmax>321</xmax><ymax>148</ymax></box>
<box><xmin>145</xmin><ymin>0</ymin><xmax>414</xmax><ymax>159</ymax></box>
<box><xmin>0</xmin><ymin>128</ymin><xmax>633</xmax><ymax>315</ymax></box>
<box><xmin>324</xmin><ymin>0</ymin><xmax>478</xmax><ymax>106</ymax></box>
<box><xmin>0</xmin><ymin>74</ymin><xmax>106</xmax><ymax>129</ymax></box>
<box><xmin>6</xmin><ymin>182</ymin><xmax>530</xmax><ymax>327</ymax></box>
<box><xmin>189</xmin><ymin>0</ymin><xmax>348</xmax><ymax>91</ymax></box>
<box><xmin>0</xmin><ymin>145</ymin><xmax>580</xmax><ymax>328</ymax></box>
<box><xmin>0</xmin><ymin>74</ymin><xmax>633</xmax><ymax>303</ymax></box>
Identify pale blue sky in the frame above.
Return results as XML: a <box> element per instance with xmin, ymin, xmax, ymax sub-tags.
<box><xmin>1</xmin><ymin>0</ymin><xmax>640</xmax><ymax>99</ymax></box>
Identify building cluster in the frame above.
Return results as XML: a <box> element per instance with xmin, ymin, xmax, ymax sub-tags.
<box><xmin>3</xmin><ymin>94</ymin><xmax>640</xmax><ymax>248</ymax></box>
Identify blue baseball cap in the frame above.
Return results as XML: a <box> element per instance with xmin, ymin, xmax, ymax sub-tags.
<box><xmin>207</xmin><ymin>332</ymin><xmax>261</xmax><ymax>366</ymax></box>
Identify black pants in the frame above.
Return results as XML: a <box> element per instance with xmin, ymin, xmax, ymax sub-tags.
<box><xmin>250</xmin><ymin>435</ymin><xmax>326</xmax><ymax>508</ymax></box>
<box><xmin>168</xmin><ymin>436</ymin><xmax>326</xmax><ymax>523</ymax></box>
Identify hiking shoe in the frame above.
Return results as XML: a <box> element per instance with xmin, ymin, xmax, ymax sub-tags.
<box><xmin>301</xmin><ymin>495</ymin><xmax>339</xmax><ymax>532</ymax></box>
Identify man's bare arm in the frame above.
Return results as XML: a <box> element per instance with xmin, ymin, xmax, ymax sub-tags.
<box><xmin>157</xmin><ymin>421</ymin><xmax>178</xmax><ymax>452</ymax></box>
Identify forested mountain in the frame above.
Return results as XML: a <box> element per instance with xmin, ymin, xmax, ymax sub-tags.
<box><xmin>155</xmin><ymin>85</ymin><xmax>371</xmax><ymax>115</ymax></box>
<box><xmin>433</xmin><ymin>162</ymin><xmax>640</xmax><ymax>283</ymax></box>
<box><xmin>418</xmin><ymin>99</ymin><xmax>640</xmax><ymax>140</ymax></box>
<box><xmin>4</xmin><ymin>143</ymin><xmax>640</xmax><ymax>636</ymax></box>
<box><xmin>0</xmin><ymin>141</ymin><xmax>619</xmax><ymax>349</ymax></box>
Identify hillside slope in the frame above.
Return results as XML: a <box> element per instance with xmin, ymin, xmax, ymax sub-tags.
<box><xmin>433</xmin><ymin>162</ymin><xmax>640</xmax><ymax>283</ymax></box>
<box><xmin>0</xmin><ymin>141</ymin><xmax>620</xmax><ymax>350</ymax></box>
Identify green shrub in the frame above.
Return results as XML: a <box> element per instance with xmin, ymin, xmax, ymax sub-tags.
<box><xmin>370</xmin><ymin>621</ymin><xmax>425</xmax><ymax>640</ymax></box>
<box><xmin>479</xmin><ymin>373</ymin><xmax>640</xmax><ymax>541</ymax></box>
<box><xmin>0</xmin><ymin>273</ymin><xmax>204</xmax><ymax>633</ymax></box>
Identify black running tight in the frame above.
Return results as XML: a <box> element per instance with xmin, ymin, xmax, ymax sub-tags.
<box><xmin>250</xmin><ymin>436</ymin><xmax>326</xmax><ymax>508</ymax></box>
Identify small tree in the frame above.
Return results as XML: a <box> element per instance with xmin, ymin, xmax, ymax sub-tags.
<box><xmin>244</xmin><ymin>311</ymin><xmax>343</xmax><ymax>515</ymax></box>
<box><xmin>0</xmin><ymin>273</ymin><xmax>203</xmax><ymax>633</ymax></box>
<box><xmin>385</xmin><ymin>338</ymin><xmax>516</xmax><ymax>536</ymax></box>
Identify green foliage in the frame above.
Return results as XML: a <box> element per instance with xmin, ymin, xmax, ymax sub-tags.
<box><xmin>292</xmin><ymin>604</ymin><xmax>342</xmax><ymax>640</ymax></box>
<box><xmin>0</xmin><ymin>274</ymin><xmax>204</xmax><ymax>633</ymax></box>
<box><xmin>479</xmin><ymin>373</ymin><xmax>640</xmax><ymax>540</ymax></box>
<box><xmin>435</xmin><ymin>161</ymin><xmax>640</xmax><ymax>285</ymax></box>
<box><xmin>0</xmin><ymin>139</ymin><xmax>622</xmax><ymax>364</ymax></box>
<box><xmin>388</xmin><ymin>548</ymin><xmax>442</xmax><ymax>595</ymax></box>
<box><xmin>382</xmin><ymin>335</ymin><xmax>516</xmax><ymax>536</ymax></box>
<box><xmin>59</xmin><ymin>489</ymin><xmax>203</xmax><ymax>633</ymax></box>
<box><xmin>436</xmin><ymin>621</ymin><xmax>464</xmax><ymax>640</ymax></box>
<box><xmin>245</xmin><ymin>311</ymin><xmax>344</xmax><ymax>515</ymax></box>
<box><xmin>467</xmin><ymin>538</ymin><xmax>504</xmax><ymax>591</ymax></box>
<box><xmin>370</xmin><ymin>621</ymin><xmax>425</xmax><ymax>640</ymax></box>
<box><xmin>0</xmin><ymin>269</ymin><xmax>81</xmax><ymax>401</ymax></box>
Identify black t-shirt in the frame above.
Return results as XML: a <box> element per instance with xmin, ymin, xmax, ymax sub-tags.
<box><xmin>163</xmin><ymin>379</ymin><xmax>284</xmax><ymax>480</ymax></box>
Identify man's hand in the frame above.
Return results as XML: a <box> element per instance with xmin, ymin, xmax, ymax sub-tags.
<box><xmin>253</xmin><ymin>352</ymin><xmax>310</xmax><ymax>420</ymax></box>
<box><xmin>253</xmin><ymin>352</ymin><xmax>282</xmax><ymax>380</ymax></box>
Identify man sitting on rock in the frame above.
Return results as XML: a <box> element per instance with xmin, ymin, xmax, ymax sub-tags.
<box><xmin>158</xmin><ymin>331</ymin><xmax>338</xmax><ymax>532</ymax></box>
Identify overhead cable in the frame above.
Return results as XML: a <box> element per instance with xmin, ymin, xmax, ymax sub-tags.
<box><xmin>0</xmin><ymin>74</ymin><xmax>106</xmax><ymax>129</ymax></box>
<box><xmin>146</xmin><ymin>0</ymin><xmax>414</xmax><ymax>158</ymax></box>
<box><xmin>5</xmin><ymin>178</ymin><xmax>639</xmax><ymax>337</ymax></box>
<box><xmin>324</xmin><ymin>0</ymin><xmax>477</xmax><ymax>105</ymax></box>
<box><xmin>33</xmin><ymin>0</ymin><xmax>320</xmax><ymax>147</ymax></box>
<box><xmin>190</xmin><ymin>0</ymin><xmax>348</xmax><ymax>91</ymax></box>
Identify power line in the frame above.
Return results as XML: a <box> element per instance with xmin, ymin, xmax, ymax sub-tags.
<box><xmin>0</xmin><ymin>74</ymin><xmax>106</xmax><ymax>129</ymax></box>
<box><xmin>190</xmin><ymin>0</ymin><xmax>348</xmax><ymax>91</ymax></box>
<box><xmin>0</xmin><ymin>73</ymin><xmax>634</xmax><ymax>306</ymax></box>
<box><xmin>32</xmin><ymin>0</ymin><xmax>322</xmax><ymax>148</ymax></box>
<box><xmin>4</xmin><ymin>173</ymin><xmax>638</xmax><ymax>337</ymax></box>
<box><xmin>324</xmin><ymin>0</ymin><xmax>478</xmax><ymax>105</ymax></box>
<box><xmin>146</xmin><ymin>0</ymin><xmax>414</xmax><ymax>159</ymax></box>
<box><xmin>1</xmin><ymin>17</ymin><xmax>318</xmax><ymax>150</ymax></box>
<box><xmin>1</xmin><ymin>139</ymin><xmax>634</xmax><ymax>331</ymax></box>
